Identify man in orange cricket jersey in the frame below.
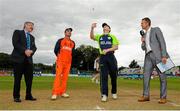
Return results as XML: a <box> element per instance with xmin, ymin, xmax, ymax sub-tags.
<box><xmin>51</xmin><ymin>28</ymin><xmax>75</xmax><ymax>100</ymax></box>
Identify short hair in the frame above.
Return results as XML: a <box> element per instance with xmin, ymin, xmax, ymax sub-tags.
<box><xmin>142</xmin><ymin>17</ymin><xmax>151</xmax><ymax>26</ymax></box>
<box><xmin>23</xmin><ymin>21</ymin><xmax>34</xmax><ymax>29</ymax></box>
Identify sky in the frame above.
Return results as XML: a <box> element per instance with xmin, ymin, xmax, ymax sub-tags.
<box><xmin>0</xmin><ymin>0</ymin><xmax>180</xmax><ymax>67</ymax></box>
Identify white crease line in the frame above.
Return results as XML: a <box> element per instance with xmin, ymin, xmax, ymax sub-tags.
<box><xmin>96</xmin><ymin>105</ymin><xmax>105</xmax><ymax>110</ymax></box>
<box><xmin>122</xmin><ymin>90</ymin><xmax>180</xmax><ymax>107</ymax></box>
<box><xmin>169</xmin><ymin>101</ymin><xmax>180</xmax><ymax>107</ymax></box>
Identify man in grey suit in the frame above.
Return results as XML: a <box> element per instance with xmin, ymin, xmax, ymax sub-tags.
<box><xmin>138</xmin><ymin>17</ymin><xmax>169</xmax><ymax>104</ymax></box>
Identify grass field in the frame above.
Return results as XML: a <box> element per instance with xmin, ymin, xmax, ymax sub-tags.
<box><xmin>0</xmin><ymin>76</ymin><xmax>180</xmax><ymax>110</ymax></box>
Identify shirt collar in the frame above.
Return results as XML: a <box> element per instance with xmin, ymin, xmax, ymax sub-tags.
<box><xmin>102</xmin><ymin>33</ymin><xmax>110</xmax><ymax>36</ymax></box>
<box><xmin>147</xmin><ymin>27</ymin><xmax>151</xmax><ymax>33</ymax></box>
<box><xmin>24</xmin><ymin>30</ymin><xmax>30</xmax><ymax>34</ymax></box>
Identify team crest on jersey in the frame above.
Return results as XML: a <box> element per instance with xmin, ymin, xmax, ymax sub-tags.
<box><xmin>108</xmin><ymin>37</ymin><xmax>111</xmax><ymax>40</ymax></box>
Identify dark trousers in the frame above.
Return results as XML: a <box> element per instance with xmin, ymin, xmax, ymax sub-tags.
<box><xmin>13</xmin><ymin>58</ymin><xmax>33</xmax><ymax>99</ymax></box>
<box><xmin>100</xmin><ymin>53</ymin><xmax>118</xmax><ymax>96</ymax></box>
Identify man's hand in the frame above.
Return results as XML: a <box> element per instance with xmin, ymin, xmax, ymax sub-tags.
<box><xmin>103</xmin><ymin>45</ymin><xmax>118</xmax><ymax>55</ymax></box>
<box><xmin>103</xmin><ymin>49</ymin><xmax>109</xmax><ymax>55</ymax></box>
<box><xmin>91</xmin><ymin>23</ymin><xmax>97</xmax><ymax>29</ymax></box>
<box><xmin>162</xmin><ymin>57</ymin><xmax>167</xmax><ymax>64</ymax></box>
<box><xmin>141</xmin><ymin>37</ymin><xmax>145</xmax><ymax>42</ymax></box>
<box><xmin>25</xmin><ymin>50</ymin><xmax>33</xmax><ymax>57</ymax></box>
<box><xmin>90</xmin><ymin>23</ymin><xmax>97</xmax><ymax>40</ymax></box>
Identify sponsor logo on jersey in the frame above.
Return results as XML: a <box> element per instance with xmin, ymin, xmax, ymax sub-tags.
<box><xmin>100</xmin><ymin>41</ymin><xmax>112</xmax><ymax>45</ymax></box>
<box><xmin>62</xmin><ymin>46</ymin><xmax>72</xmax><ymax>51</ymax></box>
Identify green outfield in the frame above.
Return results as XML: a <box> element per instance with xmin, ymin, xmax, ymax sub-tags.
<box><xmin>0</xmin><ymin>76</ymin><xmax>180</xmax><ymax>110</ymax></box>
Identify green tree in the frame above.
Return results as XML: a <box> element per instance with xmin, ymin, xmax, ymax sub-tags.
<box><xmin>0</xmin><ymin>53</ymin><xmax>13</xmax><ymax>69</ymax></box>
<box><xmin>72</xmin><ymin>45</ymin><xmax>99</xmax><ymax>70</ymax></box>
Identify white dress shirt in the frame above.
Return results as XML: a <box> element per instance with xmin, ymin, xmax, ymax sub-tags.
<box><xmin>145</xmin><ymin>27</ymin><xmax>152</xmax><ymax>53</ymax></box>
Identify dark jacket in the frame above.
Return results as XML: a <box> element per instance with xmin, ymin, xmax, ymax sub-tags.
<box><xmin>11</xmin><ymin>30</ymin><xmax>37</xmax><ymax>63</ymax></box>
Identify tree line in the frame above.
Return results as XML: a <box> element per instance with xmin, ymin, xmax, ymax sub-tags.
<box><xmin>0</xmin><ymin>44</ymin><xmax>161</xmax><ymax>72</ymax></box>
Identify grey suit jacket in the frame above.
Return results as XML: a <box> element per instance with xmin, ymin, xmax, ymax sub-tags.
<box><xmin>141</xmin><ymin>27</ymin><xmax>169</xmax><ymax>64</ymax></box>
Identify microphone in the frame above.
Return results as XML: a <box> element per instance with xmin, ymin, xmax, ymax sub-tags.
<box><xmin>140</xmin><ymin>30</ymin><xmax>145</xmax><ymax>37</ymax></box>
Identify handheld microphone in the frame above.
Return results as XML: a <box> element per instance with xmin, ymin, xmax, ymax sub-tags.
<box><xmin>140</xmin><ymin>30</ymin><xmax>145</xmax><ymax>37</ymax></box>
